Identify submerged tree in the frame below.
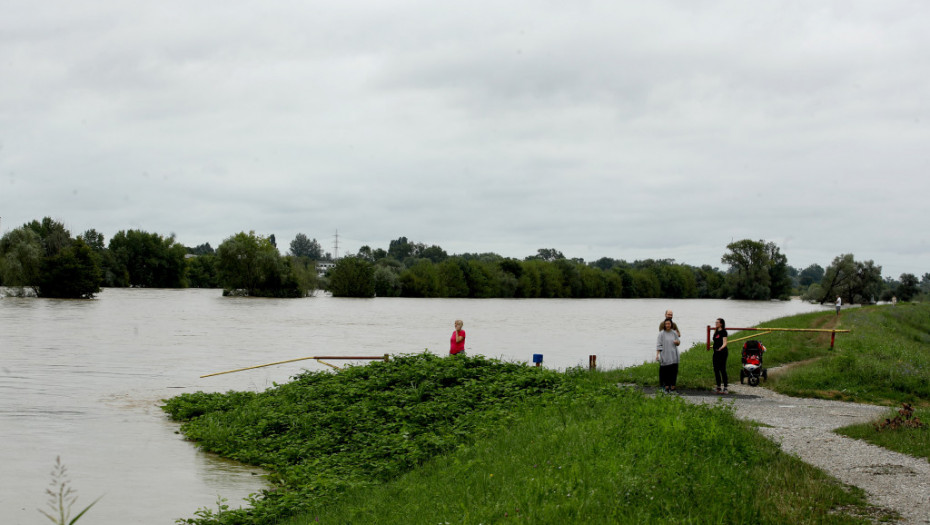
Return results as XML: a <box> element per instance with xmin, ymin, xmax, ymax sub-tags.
<box><xmin>0</xmin><ymin>218</ymin><xmax>101</xmax><ymax>298</ymax></box>
<box><xmin>217</xmin><ymin>231</ymin><xmax>309</xmax><ymax>297</ymax></box>
<box><xmin>328</xmin><ymin>257</ymin><xmax>375</xmax><ymax>297</ymax></box>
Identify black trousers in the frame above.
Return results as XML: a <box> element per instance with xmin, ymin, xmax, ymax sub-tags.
<box><xmin>713</xmin><ymin>349</ymin><xmax>729</xmax><ymax>387</ymax></box>
<box><xmin>659</xmin><ymin>363</ymin><xmax>679</xmax><ymax>388</ymax></box>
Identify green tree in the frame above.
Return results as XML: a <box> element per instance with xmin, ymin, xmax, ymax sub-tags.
<box><xmin>721</xmin><ymin>239</ymin><xmax>790</xmax><ymax>300</ymax></box>
<box><xmin>388</xmin><ymin>236</ymin><xmax>416</xmax><ymax>260</ymax></box>
<box><xmin>1</xmin><ymin>220</ymin><xmax>102</xmax><ymax>298</ymax></box>
<box><xmin>328</xmin><ymin>257</ymin><xmax>375</xmax><ymax>297</ymax></box>
<box><xmin>0</xmin><ymin>227</ymin><xmax>44</xmax><ymax>293</ymax></box>
<box><xmin>438</xmin><ymin>259</ymin><xmax>469</xmax><ymax>298</ymax></box>
<box><xmin>37</xmin><ymin>239</ymin><xmax>101</xmax><ymax>298</ymax></box>
<box><xmin>186</xmin><ymin>242</ymin><xmax>215</xmax><ymax>256</ymax></box>
<box><xmin>897</xmin><ymin>273</ymin><xmax>920</xmax><ymax>301</ymax></box>
<box><xmin>817</xmin><ymin>254</ymin><xmax>883</xmax><ymax>304</ymax></box>
<box><xmin>216</xmin><ymin>231</ymin><xmax>306</xmax><ymax>297</ymax></box>
<box><xmin>373</xmin><ymin>265</ymin><xmax>401</xmax><ymax>297</ymax></box>
<box><xmin>798</xmin><ymin>264</ymin><xmax>825</xmax><ymax>287</ymax></box>
<box><xmin>399</xmin><ymin>260</ymin><xmax>442</xmax><ymax>297</ymax></box>
<box><xmin>419</xmin><ymin>245</ymin><xmax>448</xmax><ymax>263</ymax></box>
<box><xmin>526</xmin><ymin>248</ymin><xmax>565</xmax><ymax>262</ymax></box>
<box><xmin>289</xmin><ymin>234</ymin><xmax>323</xmax><ymax>259</ymax></box>
<box><xmin>77</xmin><ymin>229</ymin><xmax>106</xmax><ymax>252</ymax></box>
<box><xmin>108</xmin><ymin>230</ymin><xmax>188</xmax><ymax>288</ymax></box>
<box><xmin>187</xmin><ymin>254</ymin><xmax>219</xmax><ymax>288</ymax></box>
<box><xmin>25</xmin><ymin>217</ymin><xmax>71</xmax><ymax>257</ymax></box>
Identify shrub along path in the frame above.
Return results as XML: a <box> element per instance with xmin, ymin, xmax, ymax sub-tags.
<box><xmin>669</xmin><ymin>384</ymin><xmax>930</xmax><ymax>524</ymax></box>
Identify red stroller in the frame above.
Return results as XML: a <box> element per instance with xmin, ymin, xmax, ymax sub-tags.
<box><xmin>740</xmin><ymin>340</ymin><xmax>768</xmax><ymax>386</ymax></box>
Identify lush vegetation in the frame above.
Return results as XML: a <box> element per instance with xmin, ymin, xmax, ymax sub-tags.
<box><xmin>4</xmin><ymin>217</ymin><xmax>928</xmax><ymax>300</ymax></box>
<box><xmin>720</xmin><ymin>238</ymin><xmax>792</xmax><ymax>300</ymax></box>
<box><xmin>0</xmin><ymin>218</ymin><xmax>100</xmax><ymax>298</ymax></box>
<box><xmin>283</xmin><ymin>385</ymin><xmax>874</xmax><ymax>525</ymax></box>
<box><xmin>215</xmin><ymin>231</ymin><xmax>314</xmax><ymax>297</ymax></box>
<box><xmin>165</xmin><ymin>354</ymin><xmax>881</xmax><ymax>525</ymax></box>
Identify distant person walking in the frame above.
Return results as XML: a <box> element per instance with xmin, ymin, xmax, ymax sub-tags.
<box><xmin>659</xmin><ymin>309</ymin><xmax>681</xmax><ymax>337</ymax></box>
<box><xmin>450</xmin><ymin>319</ymin><xmax>466</xmax><ymax>355</ymax></box>
<box><xmin>892</xmin><ymin>296</ymin><xmax>898</xmax><ymax>307</ymax></box>
<box><xmin>656</xmin><ymin>319</ymin><xmax>681</xmax><ymax>394</ymax></box>
<box><xmin>711</xmin><ymin>318</ymin><xmax>729</xmax><ymax>394</ymax></box>
<box><xmin>835</xmin><ymin>296</ymin><xmax>842</xmax><ymax>316</ymax></box>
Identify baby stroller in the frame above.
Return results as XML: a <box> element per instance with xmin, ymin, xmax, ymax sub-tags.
<box><xmin>740</xmin><ymin>340</ymin><xmax>768</xmax><ymax>386</ymax></box>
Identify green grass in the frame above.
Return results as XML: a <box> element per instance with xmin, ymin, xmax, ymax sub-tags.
<box><xmin>606</xmin><ymin>309</ymin><xmax>843</xmax><ymax>391</ymax></box>
<box><xmin>613</xmin><ymin>302</ymin><xmax>930</xmax><ymax>464</ymax></box>
<box><xmin>166</xmin><ymin>305</ymin><xmax>930</xmax><ymax>524</ymax></box>
<box><xmin>835</xmin><ymin>406</ymin><xmax>930</xmax><ymax>461</ymax></box>
<box><xmin>165</xmin><ymin>354</ymin><xmax>887</xmax><ymax>525</ymax></box>
<box><xmin>284</xmin><ymin>381</ymin><xmax>876</xmax><ymax>525</ymax></box>
<box><xmin>767</xmin><ymin>303</ymin><xmax>930</xmax><ymax>405</ymax></box>
<box><xmin>611</xmin><ymin>304</ymin><xmax>930</xmax><ymax>406</ymax></box>
<box><xmin>164</xmin><ymin>354</ymin><xmax>576</xmax><ymax>524</ymax></box>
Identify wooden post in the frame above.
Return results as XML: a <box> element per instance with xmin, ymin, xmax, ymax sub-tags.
<box><xmin>830</xmin><ymin>330</ymin><xmax>836</xmax><ymax>350</ymax></box>
<box><xmin>588</xmin><ymin>355</ymin><xmax>597</xmax><ymax>370</ymax></box>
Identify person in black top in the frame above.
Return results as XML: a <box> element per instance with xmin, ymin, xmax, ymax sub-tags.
<box><xmin>712</xmin><ymin>317</ymin><xmax>729</xmax><ymax>394</ymax></box>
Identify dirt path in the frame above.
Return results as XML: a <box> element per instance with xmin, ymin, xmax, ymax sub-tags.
<box><xmin>678</xmin><ymin>384</ymin><xmax>930</xmax><ymax>524</ymax></box>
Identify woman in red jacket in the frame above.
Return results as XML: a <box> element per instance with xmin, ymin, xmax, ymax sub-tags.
<box><xmin>450</xmin><ymin>319</ymin><xmax>466</xmax><ymax>355</ymax></box>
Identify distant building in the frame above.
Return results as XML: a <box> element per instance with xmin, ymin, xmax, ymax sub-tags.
<box><xmin>316</xmin><ymin>261</ymin><xmax>336</xmax><ymax>277</ymax></box>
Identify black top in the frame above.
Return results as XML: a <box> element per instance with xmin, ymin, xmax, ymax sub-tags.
<box><xmin>713</xmin><ymin>329</ymin><xmax>728</xmax><ymax>351</ymax></box>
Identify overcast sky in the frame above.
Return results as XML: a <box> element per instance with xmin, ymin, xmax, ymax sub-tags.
<box><xmin>2</xmin><ymin>1</ymin><xmax>928</xmax><ymax>277</ymax></box>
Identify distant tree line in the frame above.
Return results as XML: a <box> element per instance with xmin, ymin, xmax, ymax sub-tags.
<box><xmin>2</xmin><ymin>219</ymin><xmax>925</xmax><ymax>302</ymax></box>
<box><xmin>0</xmin><ymin>217</ymin><xmax>322</xmax><ymax>298</ymax></box>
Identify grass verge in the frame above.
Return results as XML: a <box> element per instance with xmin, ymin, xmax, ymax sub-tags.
<box><xmin>284</xmin><ymin>381</ymin><xmax>875</xmax><ymax>525</ymax></box>
<box><xmin>165</xmin><ymin>354</ymin><xmax>881</xmax><ymax>524</ymax></box>
<box><xmin>612</xmin><ymin>302</ymin><xmax>930</xmax><ymax>463</ymax></box>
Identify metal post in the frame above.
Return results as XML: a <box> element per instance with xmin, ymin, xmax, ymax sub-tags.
<box><xmin>706</xmin><ymin>325</ymin><xmax>712</xmax><ymax>351</ymax></box>
<box><xmin>830</xmin><ymin>330</ymin><xmax>836</xmax><ymax>350</ymax></box>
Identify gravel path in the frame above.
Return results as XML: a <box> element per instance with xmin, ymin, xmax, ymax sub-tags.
<box><xmin>676</xmin><ymin>384</ymin><xmax>930</xmax><ymax>524</ymax></box>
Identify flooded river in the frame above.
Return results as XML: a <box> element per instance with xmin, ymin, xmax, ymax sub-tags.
<box><xmin>0</xmin><ymin>288</ymin><xmax>830</xmax><ymax>523</ymax></box>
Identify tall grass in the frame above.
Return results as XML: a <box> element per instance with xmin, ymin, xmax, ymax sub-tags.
<box><xmin>284</xmin><ymin>378</ymin><xmax>875</xmax><ymax>525</ymax></box>
<box><xmin>39</xmin><ymin>456</ymin><xmax>101</xmax><ymax>525</ymax></box>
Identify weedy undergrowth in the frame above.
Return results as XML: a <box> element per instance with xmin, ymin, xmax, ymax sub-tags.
<box><xmin>39</xmin><ymin>456</ymin><xmax>102</xmax><ymax>525</ymax></box>
<box><xmin>164</xmin><ymin>353</ymin><xmax>572</xmax><ymax>524</ymax></box>
<box><xmin>873</xmin><ymin>403</ymin><xmax>925</xmax><ymax>431</ymax></box>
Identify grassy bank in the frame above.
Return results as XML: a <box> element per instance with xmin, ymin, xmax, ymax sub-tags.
<box><xmin>165</xmin><ymin>354</ymin><xmax>882</xmax><ymax>524</ymax></box>
<box><xmin>767</xmin><ymin>303</ymin><xmax>930</xmax><ymax>405</ymax></box>
<box><xmin>613</xmin><ymin>302</ymin><xmax>930</xmax><ymax>461</ymax></box>
<box><xmin>284</xmin><ymin>381</ymin><xmax>874</xmax><ymax>525</ymax></box>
